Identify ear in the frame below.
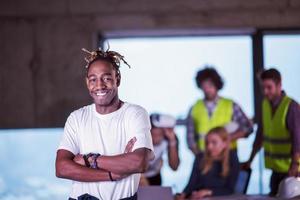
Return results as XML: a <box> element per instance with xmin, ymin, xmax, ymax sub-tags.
<box><xmin>278</xmin><ymin>81</ymin><xmax>282</xmax><ymax>89</ymax></box>
<box><xmin>85</xmin><ymin>77</ymin><xmax>89</xmax><ymax>88</ymax></box>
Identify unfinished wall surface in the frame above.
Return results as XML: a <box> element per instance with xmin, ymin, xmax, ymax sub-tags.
<box><xmin>1</xmin><ymin>0</ymin><xmax>300</xmax><ymax>128</ymax></box>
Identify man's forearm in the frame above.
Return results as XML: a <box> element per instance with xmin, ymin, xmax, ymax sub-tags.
<box><xmin>288</xmin><ymin>145</ymin><xmax>300</xmax><ymax>176</ymax></box>
<box><xmin>56</xmin><ymin>157</ymin><xmax>111</xmax><ymax>182</ymax></box>
<box><xmin>168</xmin><ymin>143</ymin><xmax>180</xmax><ymax>170</ymax></box>
<box><xmin>249</xmin><ymin>137</ymin><xmax>263</xmax><ymax>162</ymax></box>
<box><xmin>186</xmin><ymin>110</ymin><xmax>197</xmax><ymax>151</ymax></box>
<box><xmin>291</xmin><ymin>152</ymin><xmax>300</xmax><ymax>164</ymax></box>
<box><xmin>230</xmin><ymin>130</ymin><xmax>247</xmax><ymax>141</ymax></box>
<box><xmin>97</xmin><ymin>148</ymin><xmax>150</xmax><ymax>175</ymax></box>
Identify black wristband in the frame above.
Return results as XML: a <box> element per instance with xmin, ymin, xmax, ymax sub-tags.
<box><xmin>108</xmin><ymin>171</ymin><xmax>114</xmax><ymax>181</ymax></box>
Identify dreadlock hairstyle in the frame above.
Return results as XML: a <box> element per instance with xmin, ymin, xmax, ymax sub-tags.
<box><xmin>82</xmin><ymin>46</ymin><xmax>130</xmax><ymax>77</ymax></box>
<box><xmin>200</xmin><ymin>127</ymin><xmax>230</xmax><ymax>178</ymax></box>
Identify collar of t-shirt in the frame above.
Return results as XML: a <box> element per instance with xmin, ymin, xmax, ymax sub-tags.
<box><xmin>92</xmin><ymin>102</ymin><xmax>129</xmax><ymax>119</ymax></box>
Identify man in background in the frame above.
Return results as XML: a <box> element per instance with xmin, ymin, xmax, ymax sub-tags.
<box><xmin>243</xmin><ymin>68</ymin><xmax>300</xmax><ymax>196</ymax></box>
<box><xmin>186</xmin><ymin>67</ymin><xmax>253</xmax><ymax>158</ymax></box>
<box><xmin>141</xmin><ymin>114</ymin><xmax>180</xmax><ymax>186</ymax></box>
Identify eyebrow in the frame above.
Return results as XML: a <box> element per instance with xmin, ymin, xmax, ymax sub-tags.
<box><xmin>87</xmin><ymin>73</ymin><xmax>113</xmax><ymax>79</ymax></box>
<box><xmin>102</xmin><ymin>73</ymin><xmax>113</xmax><ymax>76</ymax></box>
<box><xmin>87</xmin><ymin>74</ymin><xmax>96</xmax><ymax>79</ymax></box>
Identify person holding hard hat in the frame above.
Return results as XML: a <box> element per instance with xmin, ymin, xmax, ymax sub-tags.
<box><xmin>141</xmin><ymin>113</ymin><xmax>180</xmax><ymax>186</ymax></box>
<box><xmin>242</xmin><ymin>68</ymin><xmax>300</xmax><ymax>196</ymax></box>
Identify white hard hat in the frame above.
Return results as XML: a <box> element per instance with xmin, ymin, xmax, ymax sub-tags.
<box><xmin>150</xmin><ymin>114</ymin><xmax>176</xmax><ymax>128</ymax></box>
<box><xmin>224</xmin><ymin>121</ymin><xmax>239</xmax><ymax>134</ymax></box>
<box><xmin>277</xmin><ymin>177</ymin><xmax>300</xmax><ymax>199</ymax></box>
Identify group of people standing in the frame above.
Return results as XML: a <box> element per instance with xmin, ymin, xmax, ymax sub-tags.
<box><xmin>142</xmin><ymin>67</ymin><xmax>300</xmax><ymax>199</ymax></box>
<box><xmin>55</xmin><ymin>47</ymin><xmax>299</xmax><ymax>200</ymax></box>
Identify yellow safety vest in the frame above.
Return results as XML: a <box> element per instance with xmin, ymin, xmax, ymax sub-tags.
<box><xmin>263</xmin><ymin>95</ymin><xmax>299</xmax><ymax>173</ymax></box>
<box><xmin>191</xmin><ymin>98</ymin><xmax>235</xmax><ymax>151</ymax></box>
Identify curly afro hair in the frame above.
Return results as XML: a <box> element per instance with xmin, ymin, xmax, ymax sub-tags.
<box><xmin>195</xmin><ymin>67</ymin><xmax>224</xmax><ymax>90</ymax></box>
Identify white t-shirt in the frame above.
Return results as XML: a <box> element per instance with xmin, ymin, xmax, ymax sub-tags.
<box><xmin>144</xmin><ymin>140</ymin><xmax>168</xmax><ymax>178</ymax></box>
<box><xmin>58</xmin><ymin>102</ymin><xmax>154</xmax><ymax>200</ymax></box>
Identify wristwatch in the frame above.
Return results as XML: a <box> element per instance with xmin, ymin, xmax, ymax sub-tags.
<box><xmin>85</xmin><ymin>153</ymin><xmax>101</xmax><ymax>169</ymax></box>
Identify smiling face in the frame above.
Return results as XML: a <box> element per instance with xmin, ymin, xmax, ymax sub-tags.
<box><xmin>201</xmin><ymin>79</ymin><xmax>218</xmax><ymax>100</ymax></box>
<box><xmin>205</xmin><ymin>133</ymin><xmax>227</xmax><ymax>158</ymax></box>
<box><xmin>86</xmin><ymin>60</ymin><xmax>120</xmax><ymax>108</ymax></box>
<box><xmin>261</xmin><ymin>79</ymin><xmax>282</xmax><ymax>102</ymax></box>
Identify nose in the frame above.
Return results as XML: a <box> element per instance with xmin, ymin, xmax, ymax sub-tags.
<box><xmin>263</xmin><ymin>88</ymin><xmax>269</xmax><ymax>96</ymax></box>
<box><xmin>205</xmin><ymin>142</ymin><xmax>210</xmax><ymax>149</ymax></box>
<box><xmin>206</xmin><ymin>143</ymin><xmax>214</xmax><ymax>151</ymax></box>
<box><xmin>95</xmin><ymin>79</ymin><xmax>106</xmax><ymax>89</ymax></box>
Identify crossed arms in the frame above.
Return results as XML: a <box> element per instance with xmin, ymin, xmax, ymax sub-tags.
<box><xmin>55</xmin><ymin>138</ymin><xmax>153</xmax><ymax>182</ymax></box>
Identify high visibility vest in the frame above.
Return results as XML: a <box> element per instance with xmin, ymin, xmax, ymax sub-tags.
<box><xmin>262</xmin><ymin>95</ymin><xmax>299</xmax><ymax>172</ymax></box>
<box><xmin>191</xmin><ymin>98</ymin><xmax>235</xmax><ymax>151</ymax></box>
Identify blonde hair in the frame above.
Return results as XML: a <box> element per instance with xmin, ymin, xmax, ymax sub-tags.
<box><xmin>200</xmin><ymin>127</ymin><xmax>230</xmax><ymax>177</ymax></box>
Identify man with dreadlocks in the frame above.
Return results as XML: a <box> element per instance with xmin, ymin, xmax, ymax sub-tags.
<box><xmin>55</xmin><ymin>47</ymin><xmax>154</xmax><ymax>200</ymax></box>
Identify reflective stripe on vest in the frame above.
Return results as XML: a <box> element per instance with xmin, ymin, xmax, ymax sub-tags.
<box><xmin>262</xmin><ymin>95</ymin><xmax>294</xmax><ymax>173</ymax></box>
<box><xmin>191</xmin><ymin>98</ymin><xmax>234</xmax><ymax>151</ymax></box>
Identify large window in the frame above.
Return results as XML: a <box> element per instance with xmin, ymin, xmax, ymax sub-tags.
<box><xmin>264</xmin><ymin>34</ymin><xmax>300</xmax><ymax>101</ymax></box>
<box><xmin>0</xmin><ymin>129</ymin><xmax>70</xmax><ymax>199</ymax></box>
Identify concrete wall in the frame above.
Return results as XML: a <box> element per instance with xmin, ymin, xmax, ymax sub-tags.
<box><xmin>1</xmin><ymin>0</ymin><xmax>300</xmax><ymax>128</ymax></box>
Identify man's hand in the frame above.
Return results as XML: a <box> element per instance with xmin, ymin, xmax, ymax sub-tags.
<box><xmin>191</xmin><ymin>144</ymin><xmax>200</xmax><ymax>155</ymax></box>
<box><xmin>288</xmin><ymin>162</ymin><xmax>300</xmax><ymax>177</ymax></box>
<box><xmin>191</xmin><ymin>189</ymin><xmax>212</xmax><ymax>199</ymax></box>
<box><xmin>73</xmin><ymin>137</ymin><xmax>137</xmax><ymax>166</ymax></box>
<box><xmin>228</xmin><ymin>133</ymin><xmax>234</xmax><ymax>143</ymax></box>
<box><xmin>72</xmin><ymin>154</ymin><xmax>127</xmax><ymax>181</ymax></box>
<box><xmin>73</xmin><ymin>154</ymin><xmax>85</xmax><ymax>166</ymax></box>
<box><xmin>124</xmin><ymin>137</ymin><xmax>137</xmax><ymax>153</ymax></box>
<box><xmin>139</xmin><ymin>174</ymin><xmax>150</xmax><ymax>186</ymax></box>
<box><xmin>111</xmin><ymin>172</ymin><xmax>128</xmax><ymax>181</ymax></box>
<box><xmin>164</xmin><ymin>128</ymin><xmax>176</xmax><ymax>141</ymax></box>
<box><xmin>241</xmin><ymin>160</ymin><xmax>252</xmax><ymax>170</ymax></box>
<box><xmin>174</xmin><ymin>193</ymin><xmax>186</xmax><ymax>200</ymax></box>
<box><xmin>56</xmin><ymin>149</ymin><xmax>121</xmax><ymax>182</ymax></box>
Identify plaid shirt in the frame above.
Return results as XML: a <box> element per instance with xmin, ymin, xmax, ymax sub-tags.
<box><xmin>186</xmin><ymin>97</ymin><xmax>253</xmax><ymax>150</ymax></box>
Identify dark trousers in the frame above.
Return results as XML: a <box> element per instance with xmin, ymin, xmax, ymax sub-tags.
<box><xmin>269</xmin><ymin>171</ymin><xmax>288</xmax><ymax>197</ymax></box>
<box><xmin>69</xmin><ymin>193</ymin><xmax>137</xmax><ymax>200</ymax></box>
<box><xmin>147</xmin><ymin>173</ymin><xmax>162</xmax><ymax>186</ymax></box>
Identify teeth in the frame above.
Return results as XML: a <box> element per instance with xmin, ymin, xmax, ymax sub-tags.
<box><xmin>96</xmin><ymin>91</ymin><xmax>107</xmax><ymax>96</ymax></box>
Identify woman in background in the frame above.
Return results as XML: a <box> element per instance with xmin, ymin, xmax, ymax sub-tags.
<box><xmin>176</xmin><ymin>127</ymin><xmax>239</xmax><ymax>200</ymax></box>
<box><xmin>140</xmin><ymin>113</ymin><xmax>180</xmax><ymax>186</ymax></box>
